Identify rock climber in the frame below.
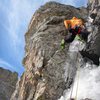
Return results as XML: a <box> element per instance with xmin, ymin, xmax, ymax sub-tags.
<box><xmin>61</xmin><ymin>17</ymin><xmax>99</xmax><ymax>66</ymax></box>
<box><xmin>61</xmin><ymin>16</ymin><xmax>89</xmax><ymax>49</ymax></box>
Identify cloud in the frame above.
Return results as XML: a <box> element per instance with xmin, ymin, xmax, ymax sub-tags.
<box><xmin>58</xmin><ymin>0</ymin><xmax>87</xmax><ymax>7</ymax></box>
<box><xmin>59</xmin><ymin>0</ymin><xmax>75</xmax><ymax>5</ymax></box>
<box><xmin>5</xmin><ymin>0</ymin><xmax>47</xmax><ymax>57</ymax></box>
<box><xmin>0</xmin><ymin>58</ymin><xmax>24</xmax><ymax>76</ymax></box>
<box><xmin>7</xmin><ymin>0</ymin><xmax>24</xmax><ymax>48</ymax></box>
<box><xmin>0</xmin><ymin>58</ymin><xmax>16</xmax><ymax>72</ymax></box>
<box><xmin>4</xmin><ymin>0</ymin><xmax>32</xmax><ymax>59</ymax></box>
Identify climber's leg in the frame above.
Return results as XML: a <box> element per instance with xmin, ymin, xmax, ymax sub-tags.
<box><xmin>79</xmin><ymin>30</ymin><xmax>90</xmax><ymax>42</ymax></box>
<box><xmin>64</xmin><ymin>32</ymin><xmax>76</xmax><ymax>43</ymax></box>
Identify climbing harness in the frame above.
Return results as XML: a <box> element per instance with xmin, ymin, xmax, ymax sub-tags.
<box><xmin>74</xmin><ymin>28</ymin><xmax>81</xmax><ymax>35</ymax></box>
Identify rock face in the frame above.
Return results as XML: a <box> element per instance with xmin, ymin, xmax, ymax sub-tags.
<box><xmin>0</xmin><ymin>67</ymin><xmax>18</xmax><ymax>100</ymax></box>
<box><xmin>11</xmin><ymin>2</ymin><xmax>88</xmax><ymax>100</ymax></box>
<box><xmin>86</xmin><ymin>0</ymin><xmax>100</xmax><ymax>56</ymax></box>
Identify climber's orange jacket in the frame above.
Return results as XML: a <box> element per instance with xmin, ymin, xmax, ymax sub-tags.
<box><xmin>64</xmin><ymin>17</ymin><xmax>84</xmax><ymax>29</ymax></box>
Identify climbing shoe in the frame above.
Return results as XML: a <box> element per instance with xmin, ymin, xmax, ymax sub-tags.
<box><xmin>79</xmin><ymin>50</ymin><xmax>99</xmax><ymax>66</ymax></box>
<box><xmin>61</xmin><ymin>39</ymin><xmax>65</xmax><ymax>49</ymax></box>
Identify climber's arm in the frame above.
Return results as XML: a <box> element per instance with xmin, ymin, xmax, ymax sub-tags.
<box><xmin>64</xmin><ymin>20</ymin><xmax>71</xmax><ymax>29</ymax></box>
<box><xmin>64</xmin><ymin>33</ymin><xmax>76</xmax><ymax>43</ymax></box>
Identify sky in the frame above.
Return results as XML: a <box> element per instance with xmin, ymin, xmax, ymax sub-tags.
<box><xmin>0</xmin><ymin>0</ymin><xmax>87</xmax><ymax>76</ymax></box>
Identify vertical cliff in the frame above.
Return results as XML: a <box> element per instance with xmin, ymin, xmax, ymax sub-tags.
<box><xmin>0</xmin><ymin>67</ymin><xmax>18</xmax><ymax>100</ymax></box>
<box><xmin>11</xmin><ymin>0</ymin><xmax>100</xmax><ymax>99</ymax></box>
<box><xmin>86</xmin><ymin>0</ymin><xmax>100</xmax><ymax>57</ymax></box>
<box><xmin>11</xmin><ymin>2</ymin><xmax>88</xmax><ymax>100</ymax></box>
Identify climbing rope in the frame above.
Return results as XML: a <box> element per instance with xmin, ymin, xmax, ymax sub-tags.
<box><xmin>69</xmin><ymin>41</ymin><xmax>81</xmax><ymax>100</ymax></box>
<box><xmin>69</xmin><ymin>78</ymin><xmax>74</xmax><ymax>99</ymax></box>
<box><xmin>75</xmin><ymin>57</ymin><xmax>80</xmax><ymax>100</ymax></box>
<box><xmin>69</xmin><ymin>57</ymin><xmax>80</xmax><ymax>100</ymax></box>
